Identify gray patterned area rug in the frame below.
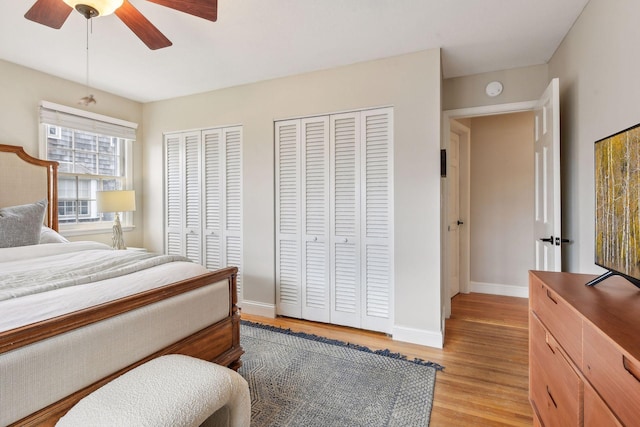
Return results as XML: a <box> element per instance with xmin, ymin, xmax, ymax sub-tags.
<box><xmin>238</xmin><ymin>321</ymin><xmax>443</xmax><ymax>427</ymax></box>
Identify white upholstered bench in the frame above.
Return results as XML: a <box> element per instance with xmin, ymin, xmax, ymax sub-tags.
<box><xmin>56</xmin><ymin>354</ymin><xmax>251</xmax><ymax>427</ymax></box>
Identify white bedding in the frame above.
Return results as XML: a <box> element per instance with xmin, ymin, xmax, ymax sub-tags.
<box><xmin>0</xmin><ymin>241</ymin><xmax>211</xmax><ymax>332</ymax></box>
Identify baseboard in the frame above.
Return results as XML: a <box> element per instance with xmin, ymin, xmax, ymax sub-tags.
<box><xmin>392</xmin><ymin>325</ymin><xmax>444</xmax><ymax>349</ymax></box>
<box><xmin>240</xmin><ymin>300</ymin><xmax>445</xmax><ymax>349</ymax></box>
<box><xmin>239</xmin><ymin>300</ymin><xmax>276</xmax><ymax>318</ymax></box>
<box><xmin>469</xmin><ymin>281</ymin><xmax>529</xmax><ymax>298</ymax></box>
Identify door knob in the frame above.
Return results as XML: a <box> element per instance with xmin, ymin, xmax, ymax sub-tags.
<box><xmin>539</xmin><ymin>235</ymin><xmax>571</xmax><ymax>245</ymax></box>
<box><xmin>457</xmin><ymin>220</ymin><xmax>464</xmax><ymax>226</ymax></box>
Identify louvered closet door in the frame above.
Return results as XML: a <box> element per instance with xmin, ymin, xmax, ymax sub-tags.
<box><xmin>184</xmin><ymin>132</ymin><xmax>203</xmax><ymax>264</ymax></box>
<box><xmin>165</xmin><ymin>134</ymin><xmax>183</xmax><ymax>256</ymax></box>
<box><xmin>330</xmin><ymin>113</ymin><xmax>361</xmax><ymax>329</ymax></box>
<box><xmin>202</xmin><ymin>129</ymin><xmax>223</xmax><ymax>271</ymax></box>
<box><xmin>274</xmin><ymin>109</ymin><xmax>393</xmax><ymax>333</ymax></box>
<box><xmin>223</xmin><ymin>126</ymin><xmax>243</xmax><ymax>301</ymax></box>
<box><xmin>275</xmin><ymin>120</ymin><xmax>302</xmax><ymax>317</ymax></box>
<box><xmin>301</xmin><ymin>117</ymin><xmax>330</xmax><ymax>322</ymax></box>
<box><xmin>360</xmin><ymin>108</ymin><xmax>393</xmax><ymax>334</ymax></box>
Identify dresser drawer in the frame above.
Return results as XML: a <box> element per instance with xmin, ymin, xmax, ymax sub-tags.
<box><xmin>584</xmin><ymin>381</ymin><xmax>622</xmax><ymax>427</ymax></box>
<box><xmin>531</xmin><ymin>403</ymin><xmax>543</xmax><ymax>427</ymax></box>
<box><xmin>530</xmin><ymin>313</ymin><xmax>583</xmax><ymax>426</ymax></box>
<box><xmin>584</xmin><ymin>322</ymin><xmax>640</xmax><ymax>427</ymax></box>
<box><xmin>530</xmin><ymin>276</ymin><xmax>582</xmax><ymax>367</ymax></box>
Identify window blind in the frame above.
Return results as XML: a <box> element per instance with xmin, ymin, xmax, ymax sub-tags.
<box><xmin>39</xmin><ymin>101</ymin><xmax>138</xmax><ymax>140</ymax></box>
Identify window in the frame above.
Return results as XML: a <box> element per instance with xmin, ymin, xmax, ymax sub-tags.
<box><xmin>47</xmin><ymin>128</ymin><xmax>128</xmax><ymax>225</ymax></box>
<box><xmin>39</xmin><ymin>101</ymin><xmax>137</xmax><ymax>234</ymax></box>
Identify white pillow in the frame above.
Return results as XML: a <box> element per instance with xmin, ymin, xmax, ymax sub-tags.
<box><xmin>40</xmin><ymin>226</ymin><xmax>69</xmax><ymax>244</ymax></box>
<box><xmin>0</xmin><ymin>199</ymin><xmax>47</xmax><ymax>248</ymax></box>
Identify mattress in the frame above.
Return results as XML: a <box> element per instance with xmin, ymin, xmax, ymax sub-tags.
<box><xmin>0</xmin><ymin>241</ymin><xmax>212</xmax><ymax>332</ymax></box>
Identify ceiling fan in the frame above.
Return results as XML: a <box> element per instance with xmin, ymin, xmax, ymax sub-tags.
<box><xmin>24</xmin><ymin>0</ymin><xmax>218</xmax><ymax>50</ymax></box>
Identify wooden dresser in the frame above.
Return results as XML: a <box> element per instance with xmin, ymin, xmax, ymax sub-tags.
<box><xmin>529</xmin><ymin>271</ymin><xmax>640</xmax><ymax>426</ymax></box>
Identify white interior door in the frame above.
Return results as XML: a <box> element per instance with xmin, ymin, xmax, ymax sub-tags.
<box><xmin>202</xmin><ymin>127</ymin><xmax>243</xmax><ymax>300</ymax></box>
<box><xmin>534</xmin><ymin>78</ymin><xmax>561</xmax><ymax>271</ymax></box>
<box><xmin>223</xmin><ymin>127</ymin><xmax>243</xmax><ymax>300</ymax></box>
<box><xmin>330</xmin><ymin>112</ymin><xmax>361</xmax><ymax>329</ymax></box>
<box><xmin>301</xmin><ymin>117</ymin><xmax>330</xmax><ymax>322</ymax></box>
<box><xmin>275</xmin><ymin>120</ymin><xmax>302</xmax><ymax>317</ymax></box>
<box><xmin>360</xmin><ymin>108</ymin><xmax>393</xmax><ymax>334</ymax></box>
<box><xmin>275</xmin><ymin>109</ymin><xmax>393</xmax><ymax>333</ymax></box>
<box><xmin>448</xmin><ymin>132</ymin><xmax>461</xmax><ymax>297</ymax></box>
<box><xmin>202</xmin><ymin>129</ymin><xmax>223</xmax><ymax>271</ymax></box>
<box><xmin>183</xmin><ymin>132</ymin><xmax>203</xmax><ymax>264</ymax></box>
<box><xmin>165</xmin><ymin>134</ymin><xmax>183</xmax><ymax>256</ymax></box>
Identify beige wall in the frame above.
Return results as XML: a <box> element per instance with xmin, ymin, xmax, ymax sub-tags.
<box><xmin>549</xmin><ymin>0</ymin><xmax>640</xmax><ymax>274</ymax></box>
<box><xmin>443</xmin><ymin>64</ymin><xmax>549</xmax><ymax>110</ymax></box>
<box><xmin>469</xmin><ymin>112</ymin><xmax>534</xmax><ymax>290</ymax></box>
<box><xmin>0</xmin><ymin>59</ymin><xmax>144</xmax><ymax>247</ymax></box>
<box><xmin>142</xmin><ymin>49</ymin><xmax>444</xmax><ymax>345</ymax></box>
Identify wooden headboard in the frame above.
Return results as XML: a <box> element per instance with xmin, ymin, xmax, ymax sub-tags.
<box><xmin>0</xmin><ymin>144</ymin><xmax>58</xmax><ymax>231</ymax></box>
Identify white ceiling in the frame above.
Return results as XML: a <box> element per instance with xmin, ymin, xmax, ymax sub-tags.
<box><xmin>0</xmin><ymin>0</ymin><xmax>589</xmax><ymax>103</ymax></box>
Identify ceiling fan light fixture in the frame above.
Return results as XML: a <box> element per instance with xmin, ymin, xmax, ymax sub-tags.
<box><xmin>63</xmin><ymin>0</ymin><xmax>124</xmax><ymax>17</ymax></box>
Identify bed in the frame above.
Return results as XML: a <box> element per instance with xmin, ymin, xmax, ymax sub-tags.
<box><xmin>0</xmin><ymin>144</ymin><xmax>243</xmax><ymax>426</ymax></box>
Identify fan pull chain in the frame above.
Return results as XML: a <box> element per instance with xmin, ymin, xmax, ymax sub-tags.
<box><xmin>79</xmin><ymin>17</ymin><xmax>96</xmax><ymax>105</ymax></box>
<box><xmin>86</xmin><ymin>18</ymin><xmax>89</xmax><ymax>94</ymax></box>
<box><xmin>85</xmin><ymin>18</ymin><xmax>93</xmax><ymax>94</ymax></box>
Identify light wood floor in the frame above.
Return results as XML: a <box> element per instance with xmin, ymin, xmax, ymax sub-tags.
<box><xmin>241</xmin><ymin>292</ymin><xmax>532</xmax><ymax>426</ymax></box>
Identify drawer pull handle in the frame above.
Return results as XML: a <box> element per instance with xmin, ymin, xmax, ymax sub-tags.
<box><xmin>623</xmin><ymin>355</ymin><xmax>640</xmax><ymax>383</ymax></box>
<box><xmin>546</xmin><ymin>289</ymin><xmax>558</xmax><ymax>304</ymax></box>
<box><xmin>544</xmin><ymin>332</ymin><xmax>556</xmax><ymax>354</ymax></box>
<box><xmin>545</xmin><ymin>338</ymin><xmax>556</xmax><ymax>354</ymax></box>
<box><xmin>546</xmin><ymin>386</ymin><xmax>558</xmax><ymax>408</ymax></box>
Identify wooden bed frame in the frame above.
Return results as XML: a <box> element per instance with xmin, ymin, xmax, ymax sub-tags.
<box><xmin>0</xmin><ymin>144</ymin><xmax>243</xmax><ymax>426</ymax></box>
<box><xmin>0</xmin><ymin>144</ymin><xmax>58</xmax><ymax>230</ymax></box>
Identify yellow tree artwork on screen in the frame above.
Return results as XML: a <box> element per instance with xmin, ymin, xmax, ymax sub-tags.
<box><xmin>595</xmin><ymin>126</ymin><xmax>640</xmax><ymax>279</ymax></box>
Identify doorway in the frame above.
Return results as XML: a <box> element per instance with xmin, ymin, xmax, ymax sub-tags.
<box><xmin>442</xmin><ymin>100</ymin><xmax>538</xmax><ymax>318</ymax></box>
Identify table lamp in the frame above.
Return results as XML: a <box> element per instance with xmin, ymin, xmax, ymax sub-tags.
<box><xmin>96</xmin><ymin>190</ymin><xmax>136</xmax><ymax>250</ymax></box>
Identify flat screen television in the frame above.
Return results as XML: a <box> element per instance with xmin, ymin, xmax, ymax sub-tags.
<box><xmin>588</xmin><ymin>122</ymin><xmax>640</xmax><ymax>288</ymax></box>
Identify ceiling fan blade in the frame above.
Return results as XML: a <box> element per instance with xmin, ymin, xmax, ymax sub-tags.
<box><xmin>146</xmin><ymin>0</ymin><xmax>217</xmax><ymax>22</ymax></box>
<box><xmin>115</xmin><ymin>0</ymin><xmax>172</xmax><ymax>50</ymax></box>
<box><xmin>25</xmin><ymin>0</ymin><xmax>73</xmax><ymax>29</ymax></box>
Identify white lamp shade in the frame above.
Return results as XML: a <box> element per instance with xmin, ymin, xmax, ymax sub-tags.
<box><xmin>63</xmin><ymin>0</ymin><xmax>124</xmax><ymax>16</ymax></box>
<box><xmin>96</xmin><ymin>190</ymin><xmax>136</xmax><ymax>213</ymax></box>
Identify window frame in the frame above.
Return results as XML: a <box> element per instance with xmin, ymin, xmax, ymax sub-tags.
<box><xmin>38</xmin><ymin>102</ymin><xmax>137</xmax><ymax>237</ymax></box>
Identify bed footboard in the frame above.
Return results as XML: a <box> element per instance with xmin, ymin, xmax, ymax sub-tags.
<box><xmin>2</xmin><ymin>267</ymin><xmax>242</xmax><ymax>427</ymax></box>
